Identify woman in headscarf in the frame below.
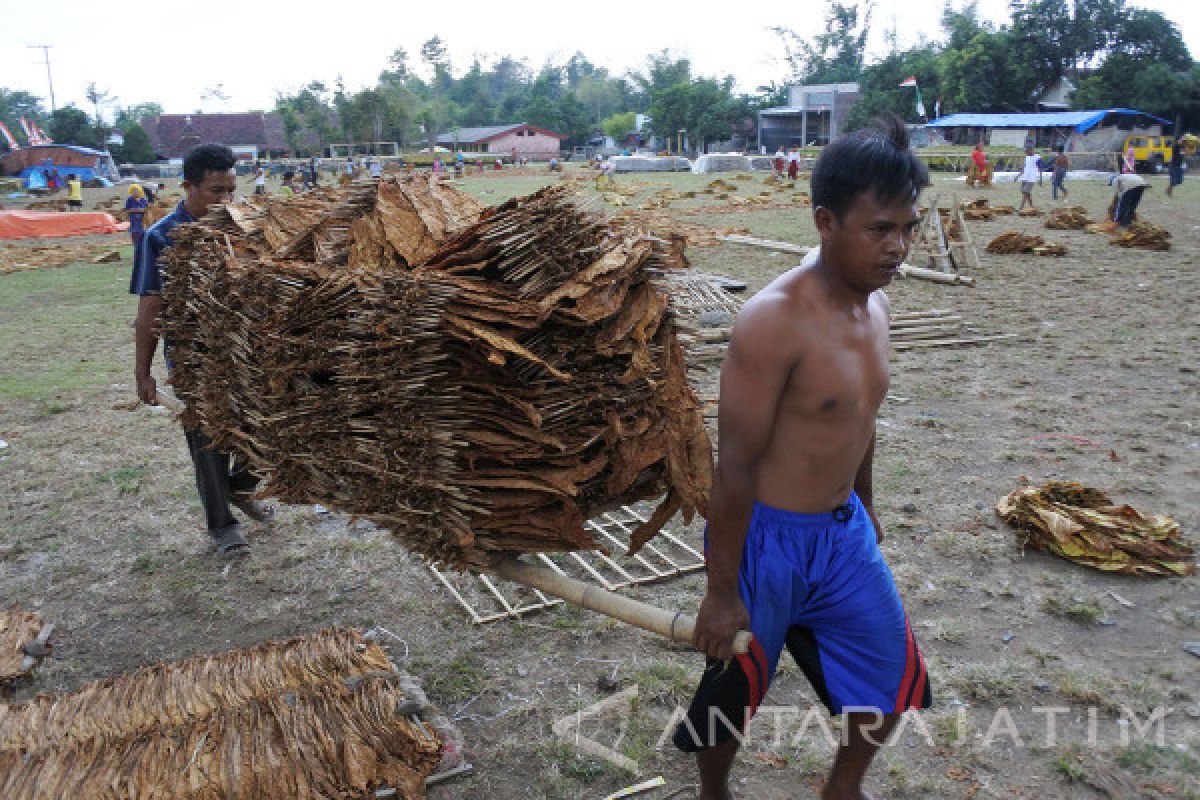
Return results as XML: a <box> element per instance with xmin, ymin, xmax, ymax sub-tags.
<box><xmin>125</xmin><ymin>184</ymin><xmax>149</xmax><ymax>294</ymax></box>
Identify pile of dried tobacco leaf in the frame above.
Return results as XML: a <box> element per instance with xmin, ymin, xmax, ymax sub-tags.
<box><xmin>161</xmin><ymin>176</ymin><xmax>711</xmax><ymax>568</ymax></box>
<box><xmin>0</xmin><ymin>628</ymin><xmax>443</xmax><ymax>800</ymax></box>
<box><xmin>996</xmin><ymin>481</ymin><xmax>1194</xmax><ymax>576</ymax></box>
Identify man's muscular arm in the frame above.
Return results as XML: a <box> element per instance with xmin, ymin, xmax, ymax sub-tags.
<box><xmin>853</xmin><ymin>432</ymin><xmax>883</xmax><ymax>544</ymax></box>
<box><xmin>693</xmin><ymin>293</ymin><xmax>797</xmax><ymax>660</ymax></box>
<box><xmin>134</xmin><ymin>293</ymin><xmax>162</xmax><ymax>405</ymax></box>
<box><xmin>855</xmin><ymin>291</ymin><xmax>889</xmax><ymax>544</ymax></box>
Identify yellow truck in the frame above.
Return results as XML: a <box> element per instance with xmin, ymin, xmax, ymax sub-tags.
<box><xmin>1121</xmin><ymin>134</ymin><xmax>1179</xmax><ymax>173</ymax></box>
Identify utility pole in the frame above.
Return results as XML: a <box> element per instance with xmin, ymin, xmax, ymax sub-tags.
<box><xmin>28</xmin><ymin>45</ymin><xmax>56</xmax><ymax>112</ymax></box>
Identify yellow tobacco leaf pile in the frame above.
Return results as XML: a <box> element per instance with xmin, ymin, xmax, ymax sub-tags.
<box><xmin>1045</xmin><ymin>206</ymin><xmax>1092</xmax><ymax>230</ymax></box>
<box><xmin>996</xmin><ymin>481</ymin><xmax>1195</xmax><ymax>577</ymax></box>
<box><xmin>986</xmin><ymin>231</ymin><xmax>1067</xmax><ymax>256</ymax></box>
<box><xmin>1110</xmin><ymin>221</ymin><xmax>1171</xmax><ymax>251</ymax></box>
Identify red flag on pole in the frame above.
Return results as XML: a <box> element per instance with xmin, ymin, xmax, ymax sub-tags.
<box><xmin>18</xmin><ymin>116</ymin><xmax>36</xmax><ymax>144</ymax></box>
<box><xmin>0</xmin><ymin>121</ymin><xmax>19</xmax><ymax>150</ymax></box>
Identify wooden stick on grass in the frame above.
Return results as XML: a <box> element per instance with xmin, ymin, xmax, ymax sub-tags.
<box><xmin>492</xmin><ymin>556</ymin><xmax>751</xmax><ymax>655</ymax></box>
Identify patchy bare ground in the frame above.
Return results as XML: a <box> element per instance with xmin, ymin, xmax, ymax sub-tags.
<box><xmin>1</xmin><ymin>168</ymin><xmax>1197</xmax><ymax>799</ymax></box>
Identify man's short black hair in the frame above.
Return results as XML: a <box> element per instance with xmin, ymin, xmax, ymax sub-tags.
<box><xmin>183</xmin><ymin>143</ymin><xmax>236</xmax><ymax>184</ymax></box>
<box><xmin>811</xmin><ymin>113</ymin><xmax>929</xmax><ymax>220</ymax></box>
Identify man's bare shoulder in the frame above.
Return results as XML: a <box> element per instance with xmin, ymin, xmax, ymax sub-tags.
<box><xmin>872</xmin><ymin>288</ymin><xmax>891</xmax><ymax>320</ymax></box>
<box><xmin>728</xmin><ymin>266</ymin><xmax>819</xmax><ymax>358</ymax></box>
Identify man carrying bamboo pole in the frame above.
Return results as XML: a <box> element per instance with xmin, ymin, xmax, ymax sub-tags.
<box><xmin>677</xmin><ymin>114</ymin><xmax>932</xmax><ymax>800</ymax></box>
<box><xmin>131</xmin><ymin>143</ymin><xmax>272</xmax><ymax>555</ymax></box>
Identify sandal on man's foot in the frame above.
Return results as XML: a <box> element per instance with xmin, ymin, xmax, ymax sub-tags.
<box><xmin>231</xmin><ymin>493</ymin><xmax>275</xmax><ymax>524</ymax></box>
<box><xmin>210</xmin><ymin>525</ymin><xmax>249</xmax><ymax>556</ymax></box>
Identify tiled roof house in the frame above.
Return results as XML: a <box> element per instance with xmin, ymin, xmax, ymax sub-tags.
<box><xmin>140</xmin><ymin>112</ymin><xmax>335</xmax><ymax>159</ymax></box>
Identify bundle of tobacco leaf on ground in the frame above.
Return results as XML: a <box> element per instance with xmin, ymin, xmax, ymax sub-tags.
<box><xmin>0</xmin><ymin>606</ymin><xmax>45</xmax><ymax>685</ymax></box>
<box><xmin>985</xmin><ymin>231</ymin><xmax>1067</xmax><ymax>256</ymax></box>
<box><xmin>161</xmin><ymin>176</ymin><xmax>711</xmax><ymax>568</ymax></box>
<box><xmin>0</xmin><ymin>628</ymin><xmax>449</xmax><ymax>799</ymax></box>
<box><xmin>996</xmin><ymin>481</ymin><xmax>1194</xmax><ymax>577</ymax></box>
<box><xmin>1045</xmin><ymin>206</ymin><xmax>1092</xmax><ymax>230</ymax></box>
<box><xmin>1110</xmin><ymin>220</ymin><xmax>1171</xmax><ymax>251</ymax></box>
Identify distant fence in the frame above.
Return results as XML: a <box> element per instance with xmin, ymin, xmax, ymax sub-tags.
<box><xmin>917</xmin><ymin>150</ymin><xmax>1121</xmax><ymax>172</ymax></box>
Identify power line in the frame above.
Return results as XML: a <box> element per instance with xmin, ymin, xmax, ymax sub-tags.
<box><xmin>27</xmin><ymin>44</ymin><xmax>56</xmax><ymax>112</ymax></box>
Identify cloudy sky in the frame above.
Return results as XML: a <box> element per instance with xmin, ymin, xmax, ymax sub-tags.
<box><xmin>2</xmin><ymin>0</ymin><xmax>1196</xmax><ymax>119</ymax></box>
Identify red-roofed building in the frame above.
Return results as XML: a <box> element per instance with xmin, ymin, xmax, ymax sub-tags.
<box><xmin>435</xmin><ymin>124</ymin><xmax>566</xmax><ymax>160</ymax></box>
<box><xmin>140</xmin><ymin>112</ymin><xmax>334</xmax><ymax>160</ymax></box>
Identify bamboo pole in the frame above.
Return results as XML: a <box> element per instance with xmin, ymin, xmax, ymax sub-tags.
<box><xmin>891</xmin><ymin>325</ymin><xmax>967</xmax><ymax>341</ymax></box>
<box><xmin>718</xmin><ymin>236</ymin><xmax>974</xmax><ymax>285</ymax></box>
<box><xmin>896</xmin><ymin>264</ymin><xmax>975</xmax><ymax>285</ymax></box>
<box><xmin>492</xmin><ymin>557</ymin><xmax>752</xmax><ymax>654</ymax></box>
<box><xmin>893</xmin><ymin>333</ymin><xmax>1017</xmax><ymax>351</ymax></box>
<box><xmin>153</xmin><ymin>387</ymin><xmax>184</xmax><ymax>413</ymax></box>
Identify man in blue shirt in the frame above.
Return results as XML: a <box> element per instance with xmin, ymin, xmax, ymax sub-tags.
<box><xmin>132</xmin><ymin>143</ymin><xmax>271</xmax><ymax>555</ymax></box>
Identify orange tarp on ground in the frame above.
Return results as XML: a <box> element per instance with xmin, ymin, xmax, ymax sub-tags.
<box><xmin>0</xmin><ymin>210</ymin><xmax>128</xmax><ymax>240</ymax></box>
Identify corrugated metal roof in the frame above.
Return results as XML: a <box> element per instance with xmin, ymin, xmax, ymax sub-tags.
<box><xmin>436</xmin><ymin>124</ymin><xmax>566</xmax><ymax>145</ymax></box>
<box><xmin>437</xmin><ymin>125</ymin><xmax>523</xmax><ymax>144</ymax></box>
<box><xmin>927</xmin><ymin>109</ymin><xmax>1170</xmax><ymax>133</ymax></box>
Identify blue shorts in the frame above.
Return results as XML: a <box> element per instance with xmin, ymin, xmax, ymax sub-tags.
<box><xmin>674</xmin><ymin>494</ymin><xmax>931</xmax><ymax>752</ymax></box>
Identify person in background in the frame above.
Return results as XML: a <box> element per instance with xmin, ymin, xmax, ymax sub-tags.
<box><xmin>1166</xmin><ymin>140</ymin><xmax>1184</xmax><ymax>198</ymax></box>
<box><xmin>1123</xmin><ymin>144</ymin><xmax>1136</xmax><ymax>174</ymax></box>
<box><xmin>131</xmin><ymin>143</ymin><xmax>272</xmax><ymax>556</ymax></box>
<box><xmin>787</xmin><ymin>148</ymin><xmax>800</xmax><ymax>180</ymax></box>
<box><xmin>967</xmin><ymin>141</ymin><xmax>990</xmax><ymax>188</ymax></box>
<box><xmin>280</xmin><ymin>170</ymin><xmax>297</xmax><ymax>198</ymax></box>
<box><xmin>66</xmin><ymin>174</ymin><xmax>84</xmax><ymax>210</ymax></box>
<box><xmin>125</xmin><ymin>184</ymin><xmax>149</xmax><ymax>293</ymax></box>
<box><xmin>369</xmin><ymin>160</ymin><xmax>383</xmax><ymax>179</ymax></box>
<box><xmin>253</xmin><ymin>166</ymin><xmax>267</xmax><ymax>196</ymax></box>
<box><xmin>1110</xmin><ymin>172</ymin><xmax>1147</xmax><ymax>226</ymax></box>
<box><xmin>1051</xmin><ymin>146</ymin><xmax>1069</xmax><ymax>200</ymax></box>
<box><xmin>1016</xmin><ymin>146</ymin><xmax>1041</xmax><ymax>212</ymax></box>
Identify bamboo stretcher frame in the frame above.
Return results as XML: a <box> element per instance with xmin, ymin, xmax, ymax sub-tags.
<box><xmin>428</xmin><ymin>503</ymin><xmax>707</xmax><ymax>626</ymax></box>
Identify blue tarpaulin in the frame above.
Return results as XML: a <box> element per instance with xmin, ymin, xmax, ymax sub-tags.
<box><xmin>927</xmin><ymin>109</ymin><xmax>1170</xmax><ymax>133</ymax></box>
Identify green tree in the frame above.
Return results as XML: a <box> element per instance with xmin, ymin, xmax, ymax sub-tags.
<box><xmin>601</xmin><ymin>111</ymin><xmax>637</xmax><ymax>140</ymax></box>
<box><xmin>275</xmin><ymin>102</ymin><xmax>303</xmax><ymax>155</ymax></box>
<box><xmin>113</xmin><ymin>102</ymin><xmax>164</xmax><ymax>130</ymax></box>
<box><xmin>1070</xmin><ymin>8</ymin><xmax>1195</xmax><ymax>116</ymax></box>
<box><xmin>46</xmin><ymin>106</ymin><xmax>103</xmax><ymax>148</ymax></box>
<box><xmin>84</xmin><ymin>82</ymin><xmax>113</xmax><ymax>127</ymax></box>
<box><xmin>421</xmin><ymin>36</ymin><xmax>453</xmax><ymax>96</ymax></box>
<box><xmin>847</xmin><ymin>46</ymin><xmax>942</xmax><ymax>129</ymax></box>
<box><xmin>648</xmin><ymin>76</ymin><xmax>745</xmax><ymax>152</ymax></box>
<box><xmin>773</xmin><ymin>1</ymin><xmax>874</xmax><ymax>84</ymax></box>
<box><xmin>0</xmin><ymin>88</ymin><xmax>47</xmax><ymax>147</ymax></box>
<box><xmin>111</xmin><ymin>124</ymin><xmax>155</xmax><ymax>163</ymax></box>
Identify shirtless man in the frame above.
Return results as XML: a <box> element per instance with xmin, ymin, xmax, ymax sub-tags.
<box><xmin>677</xmin><ymin>114</ymin><xmax>932</xmax><ymax>800</ymax></box>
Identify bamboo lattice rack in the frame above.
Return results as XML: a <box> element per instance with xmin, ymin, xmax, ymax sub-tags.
<box><xmin>430</xmin><ymin>503</ymin><xmax>706</xmax><ymax>625</ymax></box>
